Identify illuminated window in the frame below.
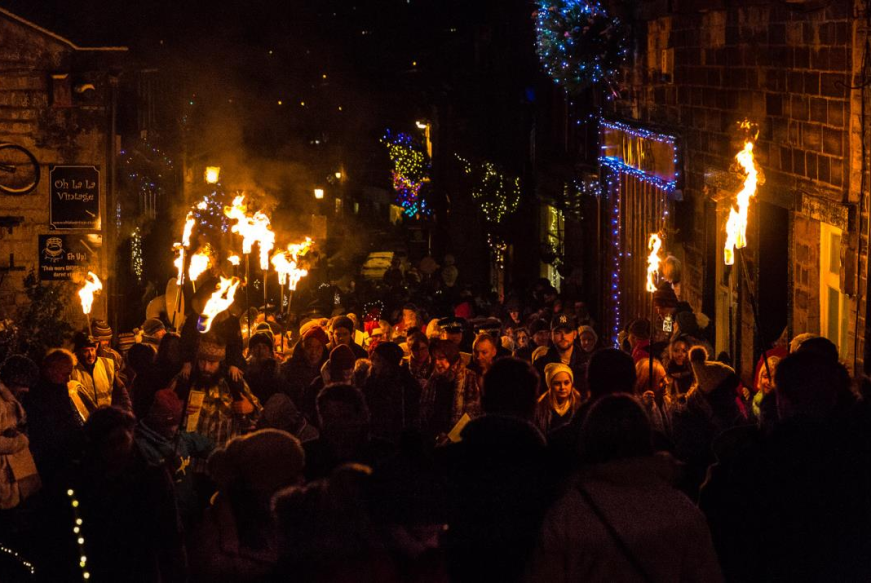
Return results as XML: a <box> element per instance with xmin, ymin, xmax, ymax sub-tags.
<box><xmin>820</xmin><ymin>222</ymin><xmax>848</xmax><ymax>358</ymax></box>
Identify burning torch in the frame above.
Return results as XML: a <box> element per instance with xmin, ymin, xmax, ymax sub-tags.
<box><xmin>646</xmin><ymin>233</ymin><xmax>664</xmax><ymax>391</ymax></box>
<box><xmin>78</xmin><ymin>271</ymin><xmax>103</xmax><ymax>336</ymax></box>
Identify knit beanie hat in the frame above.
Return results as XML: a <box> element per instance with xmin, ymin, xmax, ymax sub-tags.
<box><xmin>197</xmin><ymin>335</ymin><xmax>226</xmax><ymax>362</ymax></box>
<box><xmin>302</xmin><ymin>325</ymin><xmax>329</xmax><ymax>347</ymax></box>
<box><xmin>373</xmin><ymin>341</ymin><xmax>404</xmax><ymax>367</ymax></box>
<box><xmin>117</xmin><ymin>332</ymin><xmax>136</xmax><ymax>353</ymax></box>
<box><xmin>652</xmin><ymin>282</ymin><xmax>678</xmax><ymax>309</ymax></box>
<box><xmin>0</xmin><ymin>355</ymin><xmax>39</xmax><ymax>389</ymax></box>
<box><xmin>73</xmin><ymin>330</ymin><xmax>98</xmax><ymax>351</ymax></box>
<box><xmin>249</xmin><ymin>332</ymin><xmax>274</xmax><ymax>353</ymax></box>
<box><xmin>208</xmin><ymin>428</ymin><xmax>305</xmax><ymax>494</ymax></box>
<box><xmin>544</xmin><ymin>362</ymin><xmax>574</xmax><ymax>389</ymax></box>
<box><xmin>328</xmin><ymin>344</ymin><xmax>356</xmax><ymax>374</ymax></box>
<box><xmin>142</xmin><ymin>318</ymin><xmax>165</xmax><ymax>337</ymax></box>
<box><xmin>689</xmin><ymin>346</ymin><xmax>738</xmax><ymax>394</ymax></box>
<box><xmin>578</xmin><ymin>325</ymin><xmax>598</xmax><ymax>344</ymax></box>
<box><xmin>91</xmin><ymin>319</ymin><xmax>113</xmax><ymax>341</ymax></box>
<box><xmin>145</xmin><ymin>388</ymin><xmax>183</xmax><ymax>429</ymax></box>
<box><xmin>331</xmin><ymin>315</ymin><xmax>355</xmax><ymax>333</ymax></box>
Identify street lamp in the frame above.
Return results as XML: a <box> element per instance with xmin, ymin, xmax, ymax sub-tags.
<box><xmin>204</xmin><ymin>166</ymin><xmax>221</xmax><ymax>184</ymax></box>
<box><xmin>334</xmin><ymin>171</ymin><xmax>342</xmax><ymax>180</ymax></box>
<box><xmin>314</xmin><ymin>188</ymin><xmax>324</xmax><ymax>200</ymax></box>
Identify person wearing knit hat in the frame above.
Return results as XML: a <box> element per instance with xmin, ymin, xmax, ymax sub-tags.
<box><xmin>71</xmin><ymin>328</ymin><xmax>131</xmax><ymax>415</ymax></box>
<box><xmin>175</xmin><ymin>334</ymin><xmax>262</xmax><ymax>462</ymax></box>
<box><xmin>671</xmin><ymin>345</ymin><xmax>746</xmax><ymax>493</ymax></box>
<box><xmin>535</xmin><ymin>362</ymin><xmax>583</xmax><ymax>435</ymax></box>
<box><xmin>91</xmin><ymin>319</ymin><xmax>113</xmax><ymax>343</ymax></box>
<box><xmin>135</xmin><ymin>387</ymin><xmax>215</xmax><ymax>526</ymax></box>
<box><xmin>141</xmin><ymin>318</ymin><xmax>166</xmax><ymax>351</ymax></box>
<box><xmin>330</xmin><ymin>315</ymin><xmax>368</xmax><ymax>360</ymax></box>
<box><xmin>281</xmin><ymin>327</ymin><xmax>329</xmax><ymax>416</ymax></box>
<box><xmin>326</xmin><ymin>344</ymin><xmax>356</xmax><ymax>383</ymax></box>
<box><xmin>188</xmin><ymin>429</ymin><xmax>304</xmax><ymax>578</ymax></box>
<box><xmin>652</xmin><ymin>282</ymin><xmax>678</xmax><ymax>314</ymax></box>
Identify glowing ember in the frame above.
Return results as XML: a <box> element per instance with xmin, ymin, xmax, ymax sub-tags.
<box><xmin>197</xmin><ymin>277</ymin><xmax>241</xmax><ymax>333</ymax></box>
<box><xmin>724</xmin><ymin>122</ymin><xmax>760</xmax><ymax>265</ymax></box>
<box><xmin>188</xmin><ymin>249</ymin><xmax>211</xmax><ymax>283</ymax></box>
<box><xmin>78</xmin><ymin>271</ymin><xmax>103</xmax><ymax>315</ymax></box>
<box><xmin>228</xmin><ymin>255</ymin><xmax>240</xmax><ymax>266</ymax></box>
<box><xmin>196</xmin><ymin>200</ymin><xmax>208</xmax><ymax>211</ymax></box>
<box><xmin>204</xmin><ymin>166</ymin><xmax>221</xmax><ymax>184</ymax></box>
<box><xmin>646</xmin><ymin>234</ymin><xmax>662</xmax><ymax>292</ymax></box>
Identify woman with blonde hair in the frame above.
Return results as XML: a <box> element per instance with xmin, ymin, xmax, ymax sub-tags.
<box><xmin>534</xmin><ymin>363</ymin><xmax>583</xmax><ymax>435</ymax></box>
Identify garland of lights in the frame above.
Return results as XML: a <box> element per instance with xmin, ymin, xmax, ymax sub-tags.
<box><xmin>67</xmin><ymin>488</ymin><xmax>90</xmax><ymax>580</ymax></box>
<box><xmin>381</xmin><ymin>130</ymin><xmax>431</xmax><ymax>217</ymax></box>
<box><xmin>605</xmin><ymin>169</ymin><xmax>623</xmax><ymax>346</ymax></box>
<box><xmin>534</xmin><ymin>0</ymin><xmax>629</xmax><ymax>94</ymax></box>
<box><xmin>131</xmin><ymin>227</ymin><xmax>143</xmax><ymax>283</ymax></box>
<box><xmin>455</xmin><ymin>154</ymin><xmax>521</xmax><ymax>225</ymax></box>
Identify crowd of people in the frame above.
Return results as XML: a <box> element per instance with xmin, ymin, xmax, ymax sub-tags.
<box><xmin>1</xmin><ymin>266</ymin><xmax>871</xmax><ymax>582</ymax></box>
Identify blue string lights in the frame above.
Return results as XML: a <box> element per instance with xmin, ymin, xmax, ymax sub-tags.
<box><xmin>599</xmin><ymin>118</ymin><xmax>680</xmax><ymax>345</ymax></box>
<box><xmin>381</xmin><ymin>129</ymin><xmax>431</xmax><ymax>218</ymax></box>
<box><xmin>534</xmin><ymin>0</ymin><xmax>629</xmax><ymax>94</ymax></box>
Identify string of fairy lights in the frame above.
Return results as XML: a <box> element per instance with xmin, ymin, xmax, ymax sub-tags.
<box><xmin>454</xmin><ymin>154</ymin><xmax>522</xmax><ymax>225</ymax></box>
<box><xmin>381</xmin><ymin>129</ymin><xmax>431</xmax><ymax>217</ymax></box>
<box><xmin>598</xmin><ymin>118</ymin><xmax>678</xmax><ymax>345</ymax></box>
<box><xmin>533</xmin><ymin>0</ymin><xmax>629</xmax><ymax>94</ymax></box>
<box><xmin>67</xmin><ymin>488</ymin><xmax>90</xmax><ymax>580</ymax></box>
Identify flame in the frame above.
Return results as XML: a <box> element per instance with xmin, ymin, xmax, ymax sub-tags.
<box><xmin>197</xmin><ymin>277</ymin><xmax>241</xmax><ymax>333</ymax></box>
<box><xmin>78</xmin><ymin>271</ymin><xmax>103</xmax><ymax>315</ymax></box>
<box><xmin>646</xmin><ymin>234</ymin><xmax>663</xmax><ymax>292</ymax></box>
<box><xmin>182</xmin><ymin>211</ymin><xmax>195</xmax><ymax>248</ymax></box>
<box><xmin>173</xmin><ymin>244</ymin><xmax>184</xmax><ymax>284</ymax></box>
<box><xmin>196</xmin><ymin>200</ymin><xmax>208</xmax><ymax>211</ymax></box>
<box><xmin>271</xmin><ymin>237</ymin><xmax>313</xmax><ymax>289</ymax></box>
<box><xmin>223</xmin><ymin>195</ymin><xmax>275</xmax><ymax>269</ymax></box>
<box><xmin>724</xmin><ymin>123</ymin><xmax>760</xmax><ymax>265</ymax></box>
<box><xmin>188</xmin><ymin>249</ymin><xmax>211</xmax><ymax>283</ymax></box>
<box><xmin>228</xmin><ymin>254</ymin><xmax>240</xmax><ymax>266</ymax></box>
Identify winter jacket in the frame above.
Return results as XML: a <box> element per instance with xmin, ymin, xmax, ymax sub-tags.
<box><xmin>135</xmin><ymin>421</ymin><xmax>214</xmax><ymax>523</ymax></box>
<box><xmin>671</xmin><ymin>385</ymin><xmax>748</xmax><ymax>496</ymax></box>
<box><xmin>363</xmin><ymin>367</ymin><xmax>422</xmax><ymax>443</ymax></box>
<box><xmin>527</xmin><ymin>455</ymin><xmax>723</xmax><ymax>583</ymax></box>
<box><xmin>70</xmin><ymin>356</ymin><xmax>132</xmax><ymax>415</ymax></box>
<box><xmin>420</xmin><ymin>366</ymin><xmax>481</xmax><ymax>438</ymax></box>
<box><xmin>22</xmin><ymin>379</ymin><xmax>85</xmax><ymax>488</ymax></box>
<box><xmin>533</xmin><ymin>344</ymin><xmax>589</xmax><ymax>395</ymax></box>
<box><xmin>0</xmin><ymin>382</ymin><xmax>38</xmax><ymax>509</ymax></box>
<box><xmin>280</xmin><ymin>346</ymin><xmax>327</xmax><ymax>407</ymax></box>
<box><xmin>534</xmin><ymin>390</ymin><xmax>583</xmax><ymax>436</ymax></box>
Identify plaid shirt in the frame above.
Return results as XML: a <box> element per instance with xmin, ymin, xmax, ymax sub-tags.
<box><xmin>420</xmin><ymin>365</ymin><xmax>480</xmax><ymax>436</ymax></box>
<box><xmin>186</xmin><ymin>375</ymin><xmax>261</xmax><ymax>473</ymax></box>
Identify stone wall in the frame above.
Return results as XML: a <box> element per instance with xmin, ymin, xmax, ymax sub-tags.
<box><xmin>609</xmin><ymin>0</ymin><xmax>864</xmax><ymax>373</ymax></box>
<box><xmin>0</xmin><ymin>14</ymin><xmax>124</xmax><ymax>322</ymax></box>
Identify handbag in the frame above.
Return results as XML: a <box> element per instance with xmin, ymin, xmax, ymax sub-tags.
<box><xmin>7</xmin><ymin>446</ymin><xmax>41</xmax><ymax>500</ymax></box>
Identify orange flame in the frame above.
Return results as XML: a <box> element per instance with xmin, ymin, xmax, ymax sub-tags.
<box><xmin>271</xmin><ymin>237</ymin><xmax>313</xmax><ymax>289</ymax></box>
<box><xmin>252</xmin><ymin>211</ymin><xmax>275</xmax><ymax>271</ymax></box>
<box><xmin>182</xmin><ymin>211</ymin><xmax>195</xmax><ymax>248</ymax></box>
<box><xmin>646</xmin><ymin>234</ymin><xmax>662</xmax><ymax>292</ymax></box>
<box><xmin>724</xmin><ymin>123</ymin><xmax>760</xmax><ymax>265</ymax></box>
<box><xmin>78</xmin><ymin>271</ymin><xmax>103</xmax><ymax>315</ymax></box>
<box><xmin>173</xmin><ymin>244</ymin><xmax>184</xmax><ymax>284</ymax></box>
<box><xmin>223</xmin><ymin>195</ymin><xmax>275</xmax><ymax>269</ymax></box>
<box><xmin>228</xmin><ymin>254</ymin><xmax>240</xmax><ymax>266</ymax></box>
<box><xmin>188</xmin><ymin>248</ymin><xmax>211</xmax><ymax>283</ymax></box>
<box><xmin>197</xmin><ymin>277</ymin><xmax>241</xmax><ymax>333</ymax></box>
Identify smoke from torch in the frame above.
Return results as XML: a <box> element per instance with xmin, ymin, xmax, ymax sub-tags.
<box><xmin>724</xmin><ymin>121</ymin><xmax>762</xmax><ymax>265</ymax></box>
<box><xmin>197</xmin><ymin>277</ymin><xmax>241</xmax><ymax>333</ymax></box>
<box><xmin>646</xmin><ymin>234</ymin><xmax>663</xmax><ymax>293</ymax></box>
<box><xmin>78</xmin><ymin>271</ymin><xmax>103</xmax><ymax>316</ymax></box>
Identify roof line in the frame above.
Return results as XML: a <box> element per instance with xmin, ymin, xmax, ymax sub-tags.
<box><xmin>0</xmin><ymin>6</ymin><xmax>128</xmax><ymax>52</ymax></box>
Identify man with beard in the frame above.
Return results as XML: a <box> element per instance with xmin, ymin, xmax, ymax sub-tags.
<box><xmin>245</xmin><ymin>331</ymin><xmax>291</xmax><ymax>404</ymax></box>
<box><xmin>420</xmin><ymin>339</ymin><xmax>481</xmax><ymax>441</ymax></box>
<box><xmin>70</xmin><ymin>331</ymin><xmax>131</xmax><ymax>415</ymax></box>
<box><xmin>175</xmin><ymin>335</ymin><xmax>261</xmax><ymax>466</ymax></box>
<box><xmin>533</xmin><ymin>314</ymin><xmax>586</xmax><ymax>395</ymax></box>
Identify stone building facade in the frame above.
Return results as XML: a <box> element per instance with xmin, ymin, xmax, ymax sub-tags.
<box><xmin>0</xmin><ymin>8</ymin><xmax>126</xmax><ymax>323</ymax></box>
<box><xmin>601</xmin><ymin>0</ymin><xmax>867</xmax><ymax>378</ymax></box>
